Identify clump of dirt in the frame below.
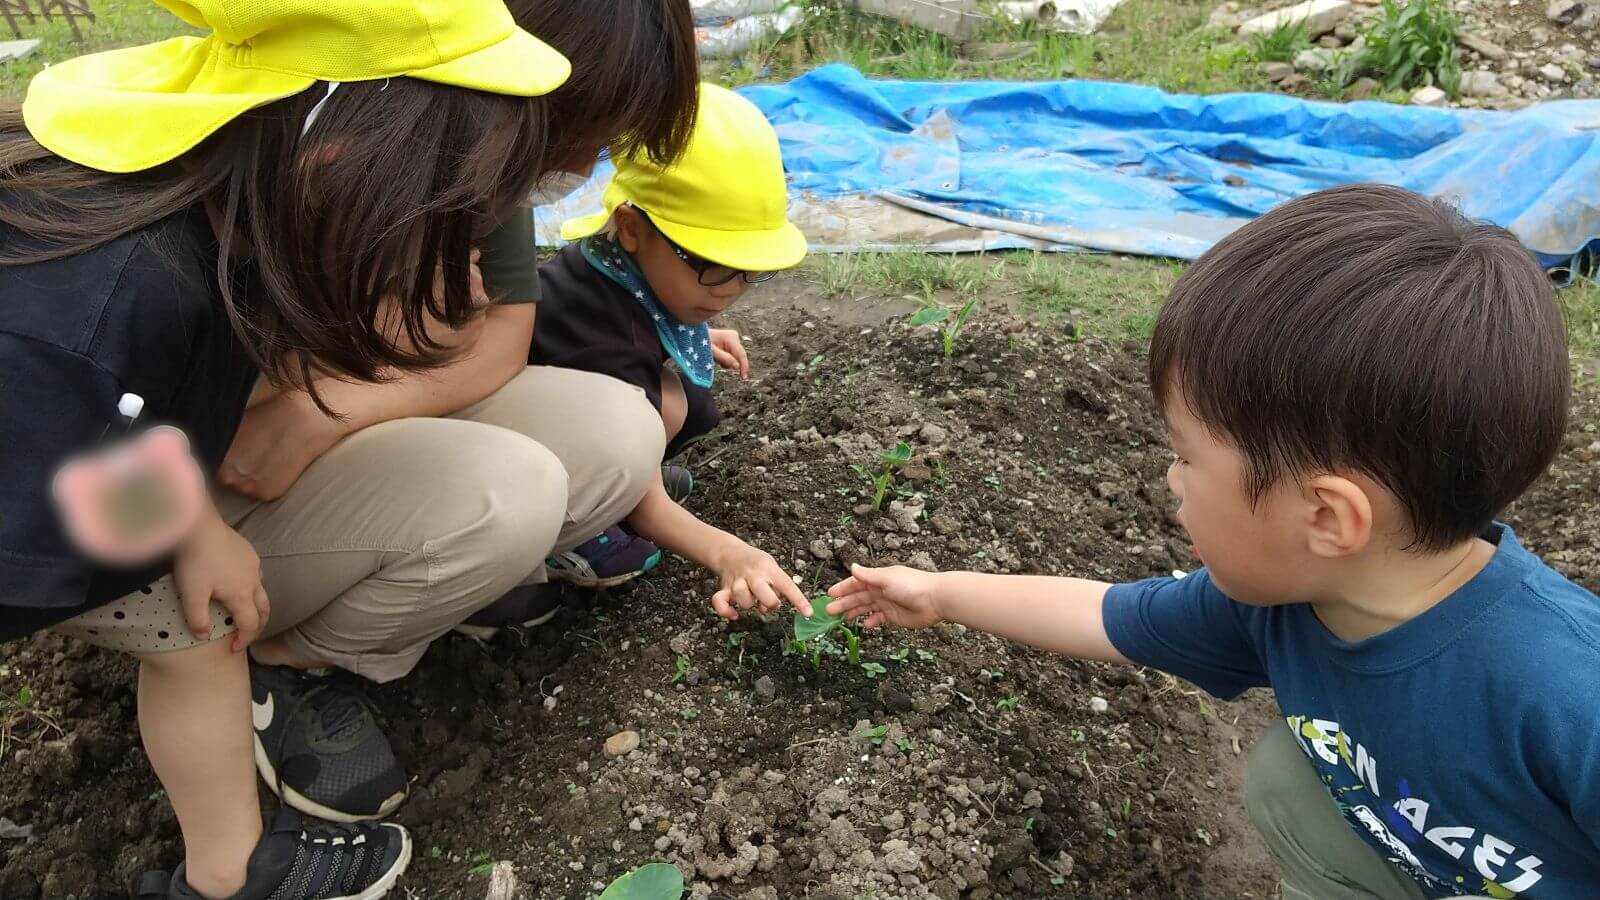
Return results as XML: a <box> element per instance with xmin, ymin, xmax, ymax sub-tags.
<box><xmin>2</xmin><ymin>299</ymin><xmax>1377</xmax><ymax>899</ymax></box>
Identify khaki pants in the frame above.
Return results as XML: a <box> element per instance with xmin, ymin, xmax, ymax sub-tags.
<box><xmin>59</xmin><ymin>367</ymin><xmax>662</xmax><ymax>682</ymax></box>
<box><xmin>1247</xmin><ymin>725</ymin><xmax>1495</xmax><ymax>900</ymax></box>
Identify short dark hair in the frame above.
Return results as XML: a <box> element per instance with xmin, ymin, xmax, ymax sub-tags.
<box><xmin>510</xmin><ymin>0</ymin><xmax>700</xmax><ymax>170</ymax></box>
<box><xmin>1149</xmin><ymin>184</ymin><xmax>1569</xmax><ymax>551</ymax></box>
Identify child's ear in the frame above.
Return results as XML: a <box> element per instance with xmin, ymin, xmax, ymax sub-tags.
<box><xmin>1304</xmin><ymin>475</ymin><xmax>1372</xmax><ymax>559</ymax></box>
<box><xmin>613</xmin><ymin>206</ymin><xmax>643</xmax><ymax>254</ymax></box>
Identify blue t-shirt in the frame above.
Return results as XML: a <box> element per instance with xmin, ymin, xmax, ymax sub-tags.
<box><xmin>1103</xmin><ymin>525</ymin><xmax>1600</xmax><ymax>898</ymax></box>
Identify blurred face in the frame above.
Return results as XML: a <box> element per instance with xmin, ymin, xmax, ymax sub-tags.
<box><xmin>1163</xmin><ymin>394</ymin><xmax>1317</xmax><ymax>606</ymax></box>
<box><xmin>614</xmin><ymin>206</ymin><xmax>759</xmax><ymax>325</ymax></box>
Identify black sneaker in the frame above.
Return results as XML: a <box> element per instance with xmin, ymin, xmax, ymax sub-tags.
<box><xmin>138</xmin><ymin>809</ymin><xmax>410</xmax><ymax>899</ymax></box>
<box><xmin>453</xmin><ymin>583</ymin><xmax>563</xmax><ymax>640</ymax></box>
<box><xmin>250</xmin><ymin>662</ymin><xmax>407</xmax><ymax>823</ymax></box>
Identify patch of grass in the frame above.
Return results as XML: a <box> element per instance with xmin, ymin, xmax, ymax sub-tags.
<box><xmin>713</xmin><ymin>0</ymin><xmax>1265</xmax><ymax>94</ymax></box>
<box><xmin>1337</xmin><ymin>0</ymin><xmax>1460</xmax><ymax>95</ymax></box>
<box><xmin>1561</xmin><ymin>279</ymin><xmax>1600</xmax><ymax>361</ymax></box>
<box><xmin>0</xmin><ymin>0</ymin><xmax>195</xmax><ymax>99</ymax></box>
<box><xmin>1248</xmin><ymin>21</ymin><xmax>1311</xmax><ymax>64</ymax></box>
<box><xmin>810</xmin><ymin>251</ymin><xmax>999</xmax><ymax>303</ymax></box>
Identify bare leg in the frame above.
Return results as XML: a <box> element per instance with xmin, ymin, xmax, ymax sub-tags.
<box><xmin>660</xmin><ymin>369</ymin><xmax>688</xmax><ymax>444</ymax></box>
<box><xmin>137</xmin><ymin>640</ymin><xmax>263</xmax><ymax>897</ymax></box>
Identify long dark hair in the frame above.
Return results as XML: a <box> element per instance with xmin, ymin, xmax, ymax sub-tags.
<box><xmin>0</xmin><ymin>78</ymin><xmax>549</xmax><ymax>407</ymax></box>
<box><xmin>510</xmin><ymin>0</ymin><xmax>700</xmax><ymax>170</ymax></box>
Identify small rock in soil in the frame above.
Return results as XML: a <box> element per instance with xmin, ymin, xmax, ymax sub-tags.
<box><xmin>1348</xmin><ymin>76</ymin><xmax>1382</xmax><ymax>98</ymax></box>
<box><xmin>604</xmin><ymin>730</ymin><xmax>640</xmax><ymax>757</ymax></box>
<box><xmin>1332</xmin><ymin>21</ymin><xmax>1358</xmax><ymax>41</ymax></box>
<box><xmin>1456</xmin><ymin>31</ymin><xmax>1507</xmax><ymax>61</ymax></box>
<box><xmin>1540</xmin><ymin>62</ymin><xmax>1570</xmax><ymax>82</ymax></box>
<box><xmin>918</xmin><ymin>422</ymin><xmax>948</xmax><ymax>445</ymax></box>
<box><xmin>754</xmin><ymin>676</ymin><xmax>777</xmax><ymax>703</ymax></box>
<box><xmin>0</xmin><ymin>818</ymin><xmax>31</xmax><ymax>841</ymax></box>
<box><xmin>1410</xmin><ymin>85</ymin><xmax>1448</xmax><ymax>106</ymax></box>
<box><xmin>1294</xmin><ymin>47</ymin><xmax>1336</xmax><ymax>73</ymax></box>
<box><xmin>1278</xmin><ymin>73</ymin><xmax>1312</xmax><ymax>91</ymax></box>
<box><xmin>1237</xmin><ymin>0</ymin><xmax>1353</xmax><ymax>38</ymax></box>
<box><xmin>809</xmin><ymin>539</ymin><xmax>833</xmax><ymax>560</ymax></box>
<box><xmin>1260</xmin><ymin>61</ymin><xmax>1294</xmax><ymax>82</ymax></box>
<box><xmin>1089</xmin><ymin>696</ymin><xmax>1111</xmax><ymax>714</ymax></box>
<box><xmin>1460</xmin><ymin>70</ymin><xmax>1507</xmax><ymax>98</ymax></box>
<box><xmin>1317</xmin><ymin>35</ymin><xmax>1343</xmax><ymax>48</ymax></box>
<box><xmin>1547</xmin><ymin>0</ymin><xmax>1585</xmax><ymax>25</ymax></box>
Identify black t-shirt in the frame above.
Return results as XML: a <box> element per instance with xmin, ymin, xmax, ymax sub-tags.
<box><xmin>0</xmin><ymin>204</ymin><xmax>258</xmax><ymax>642</ymax></box>
<box><xmin>478</xmin><ymin>209</ymin><xmax>540</xmax><ymax>305</ymax></box>
<box><xmin>530</xmin><ymin>242</ymin><xmax>668</xmax><ymax>411</ymax></box>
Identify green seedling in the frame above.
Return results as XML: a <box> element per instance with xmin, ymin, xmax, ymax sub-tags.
<box><xmin>1024</xmin><ymin>817</ymin><xmax>1036</xmax><ymax>832</ymax></box>
<box><xmin>794</xmin><ymin>598</ymin><xmax>846</xmax><ymax>642</ymax></box>
<box><xmin>861</xmin><ymin>662</ymin><xmax>887</xmax><ymax>678</ymax></box>
<box><xmin>600</xmin><ymin>862</ymin><xmax>685</xmax><ymax>900</ymax></box>
<box><xmin>429</xmin><ymin>846</ymin><xmax>444</xmax><ymax>860</ymax></box>
<box><xmin>889</xmin><ymin>647</ymin><xmax>911</xmax><ymax>663</ymax></box>
<box><xmin>861</xmin><ymin>724</ymin><xmax>890</xmax><ymax>745</ymax></box>
<box><xmin>467</xmin><ymin>851</ymin><xmax>494</xmax><ymax>877</ymax></box>
<box><xmin>843</xmin><ymin>627</ymin><xmax>860</xmax><ymax>666</ymax></box>
<box><xmin>915</xmin><ymin>649</ymin><xmax>937</xmax><ymax>662</ymax></box>
<box><xmin>857</xmin><ymin>441</ymin><xmax>914</xmax><ymax>509</ymax></box>
<box><xmin>669</xmin><ymin>655</ymin><xmax>690</xmax><ymax>684</ymax></box>
<box><xmin>726</xmin><ymin>633</ymin><xmax>745</xmax><ymax>648</ymax></box>
<box><xmin>896</xmin><ymin>738</ymin><xmax>916</xmax><ymax>752</ymax></box>
<box><xmin>996</xmin><ymin>696</ymin><xmax>1021</xmax><ymax>711</ymax></box>
<box><xmin>909</xmin><ymin>298</ymin><xmax>981</xmax><ymax>358</ymax></box>
<box><xmin>681</xmin><ymin>707</ymin><xmax>699</xmax><ymax>721</ymax></box>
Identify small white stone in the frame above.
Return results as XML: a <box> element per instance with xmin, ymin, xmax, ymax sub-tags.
<box><xmin>1089</xmin><ymin>696</ymin><xmax>1111</xmax><ymax>714</ymax></box>
<box><xmin>1410</xmin><ymin>85</ymin><xmax>1448</xmax><ymax>106</ymax></box>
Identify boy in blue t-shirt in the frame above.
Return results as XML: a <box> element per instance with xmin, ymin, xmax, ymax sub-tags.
<box><xmin>824</xmin><ymin>184</ymin><xmax>1600</xmax><ymax>898</ymax></box>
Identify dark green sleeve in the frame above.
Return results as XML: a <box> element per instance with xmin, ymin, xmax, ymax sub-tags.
<box><xmin>477</xmin><ymin>210</ymin><xmax>540</xmax><ymax>305</ymax></box>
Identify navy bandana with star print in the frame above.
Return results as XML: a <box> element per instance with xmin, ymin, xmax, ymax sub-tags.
<box><xmin>579</xmin><ymin>235</ymin><xmax>715</xmax><ymax>389</ymax></box>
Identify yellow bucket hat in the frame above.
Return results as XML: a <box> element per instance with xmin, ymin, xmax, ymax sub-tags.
<box><xmin>562</xmin><ymin>82</ymin><xmax>805</xmax><ymax>273</ymax></box>
<box><xmin>23</xmin><ymin>0</ymin><xmax>571</xmax><ymax>174</ymax></box>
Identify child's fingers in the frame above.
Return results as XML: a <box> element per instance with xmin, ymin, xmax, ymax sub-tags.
<box><xmin>827</xmin><ymin>576</ymin><xmax>864</xmax><ymax>599</ymax></box>
<box><xmin>176</xmin><ymin>578</ymin><xmax>214</xmax><ymax>642</ymax></box>
<box><xmin>826</xmin><ymin>593</ymin><xmax>871</xmax><ymax>617</ymax></box>
<box><xmin>227</xmin><ymin>591</ymin><xmax>263</xmax><ymax>653</ymax></box>
<box><xmin>730</xmin><ymin>578</ymin><xmax>756</xmax><ymax>610</ymax></box>
<box><xmin>712</xmin><ymin>347</ymin><xmax>736</xmax><ymax>370</ymax></box>
<box><xmin>778</xmin><ymin>578</ymin><xmax>813</xmax><ymax>617</ymax></box>
<box><xmin>752</xmin><ymin>580</ymin><xmax>781</xmax><ymax>613</ymax></box>
<box><xmin>731</xmin><ymin>341</ymin><xmax>750</xmax><ymax>379</ymax></box>
<box><xmin>711</xmin><ymin>589</ymin><xmax>738</xmax><ymax>620</ymax></box>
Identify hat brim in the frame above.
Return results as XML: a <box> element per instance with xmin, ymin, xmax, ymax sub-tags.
<box><xmin>656</xmin><ymin>216</ymin><xmax>809</xmax><ymax>273</ymax></box>
<box><xmin>25</xmin><ymin>38</ymin><xmax>314</xmax><ymax>174</ymax></box>
<box><xmin>24</xmin><ymin>27</ymin><xmax>570</xmax><ymax>175</ymax></box>
<box><xmin>410</xmin><ymin>27</ymin><xmax>570</xmax><ymax>97</ymax></box>
<box><xmin>561</xmin><ymin>210</ymin><xmax>808</xmax><ymax>273</ymax></box>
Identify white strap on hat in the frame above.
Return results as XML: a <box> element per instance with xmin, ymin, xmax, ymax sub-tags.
<box><xmin>301</xmin><ymin>81</ymin><xmax>341</xmax><ymax>136</ymax></box>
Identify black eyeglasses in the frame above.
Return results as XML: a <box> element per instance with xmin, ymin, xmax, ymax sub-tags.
<box><xmin>636</xmin><ymin>209</ymin><xmax>777</xmax><ymax>287</ymax></box>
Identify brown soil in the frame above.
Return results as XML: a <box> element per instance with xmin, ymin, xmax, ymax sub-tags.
<box><xmin>24</xmin><ymin>285</ymin><xmax>1600</xmax><ymax>899</ymax></box>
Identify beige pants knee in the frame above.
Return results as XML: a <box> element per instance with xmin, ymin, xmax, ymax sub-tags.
<box><xmin>1247</xmin><ymin>725</ymin><xmax>1498</xmax><ymax>900</ymax></box>
<box><xmin>58</xmin><ymin>367</ymin><xmax>663</xmax><ymax>681</ymax></box>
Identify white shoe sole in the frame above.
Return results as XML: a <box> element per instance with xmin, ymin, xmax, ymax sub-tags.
<box><xmin>451</xmin><ymin>605</ymin><xmax>561</xmax><ymax>641</ymax></box>
<box><xmin>253</xmin><ymin>735</ymin><xmax>407</xmax><ymax>824</ymax></box>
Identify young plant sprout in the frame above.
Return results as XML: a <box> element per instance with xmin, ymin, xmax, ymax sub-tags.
<box><xmin>909</xmin><ymin>298</ymin><xmax>981</xmax><ymax>358</ymax></box>
<box><xmin>855</xmin><ymin>441</ymin><xmax>914</xmax><ymax>510</ymax></box>
<box><xmin>599</xmin><ymin>862</ymin><xmax>684</xmax><ymax>899</ymax></box>
<box><xmin>794</xmin><ymin>596</ymin><xmax>883</xmax><ymax>676</ymax></box>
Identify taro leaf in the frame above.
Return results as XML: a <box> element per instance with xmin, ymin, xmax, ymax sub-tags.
<box><xmin>908</xmin><ymin>307</ymin><xmax>950</xmax><ymax>328</ymax></box>
<box><xmin>952</xmin><ymin>298</ymin><xmax>980</xmax><ymax>333</ymax></box>
<box><xmin>794</xmin><ymin>599</ymin><xmax>846</xmax><ymax>642</ymax></box>
<box><xmin>879</xmin><ymin>442</ymin><xmax>913</xmax><ymax>466</ymax></box>
<box><xmin>599</xmin><ymin>863</ymin><xmax>685</xmax><ymax>900</ymax></box>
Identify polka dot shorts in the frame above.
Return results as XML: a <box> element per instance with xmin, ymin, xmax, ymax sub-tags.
<box><xmin>54</xmin><ymin>576</ymin><xmax>238</xmax><ymax>654</ymax></box>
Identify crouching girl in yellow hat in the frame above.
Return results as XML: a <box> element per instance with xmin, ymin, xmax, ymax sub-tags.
<box><xmin>0</xmin><ymin>1</ymin><xmax>699</xmax><ymax>898</ymax></box>
<box><xmin>529</xmin><ymin>83</ymin><xmax>814</xmax><ymax>620</ymax></box>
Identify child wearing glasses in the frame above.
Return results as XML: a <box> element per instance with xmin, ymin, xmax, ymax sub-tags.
<box><xmin>527</xmin><ymin>83</ymin><xmax>815</xmax><ymax>620</ymax></box>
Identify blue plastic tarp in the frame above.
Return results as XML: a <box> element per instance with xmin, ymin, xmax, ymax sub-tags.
<box><xmin>538</xmin><ymin>64</ymin><xmax>1600</xmax><ymax>270</ymax></box>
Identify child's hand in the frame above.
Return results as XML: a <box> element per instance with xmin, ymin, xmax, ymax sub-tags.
<box><xmin>173</xmin><ymin>506</ymin><xmax>270</xmax><ymax>652</ymax></box>
<box><xmin>709</xmin><ymin>541</ymin><xmax>813</xmax><ymax>620</ymax></box>
<box><xmin>826</xmin><ymin>564</ymin><xmax>942</xmax><ymax>629</ymax></box>
<box><xmin>709</xmin><ymin>329</ymin><xmax>750</xmax><ymax>381</ymax></box>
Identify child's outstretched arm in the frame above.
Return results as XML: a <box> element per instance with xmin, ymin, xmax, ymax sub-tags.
<box><xmin>627</xmin><ymin>479</ymin><xmax>814</xmax><ymax>620</ymax></box>
<box><xmin>826</xmin><ymin>564</ymin><xmax>1128</xmax><ymax>663</ymax></box>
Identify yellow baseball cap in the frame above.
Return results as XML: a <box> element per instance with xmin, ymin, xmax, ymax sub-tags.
<box><xmin>23</xmin><ymin>0</ymin><xmax>571</xmax><ymax>174</ymax></box>
<box><xmin>562</xmin><ymin>82</ymin><xmax>805</xmax><ymax>274</ymax></box>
